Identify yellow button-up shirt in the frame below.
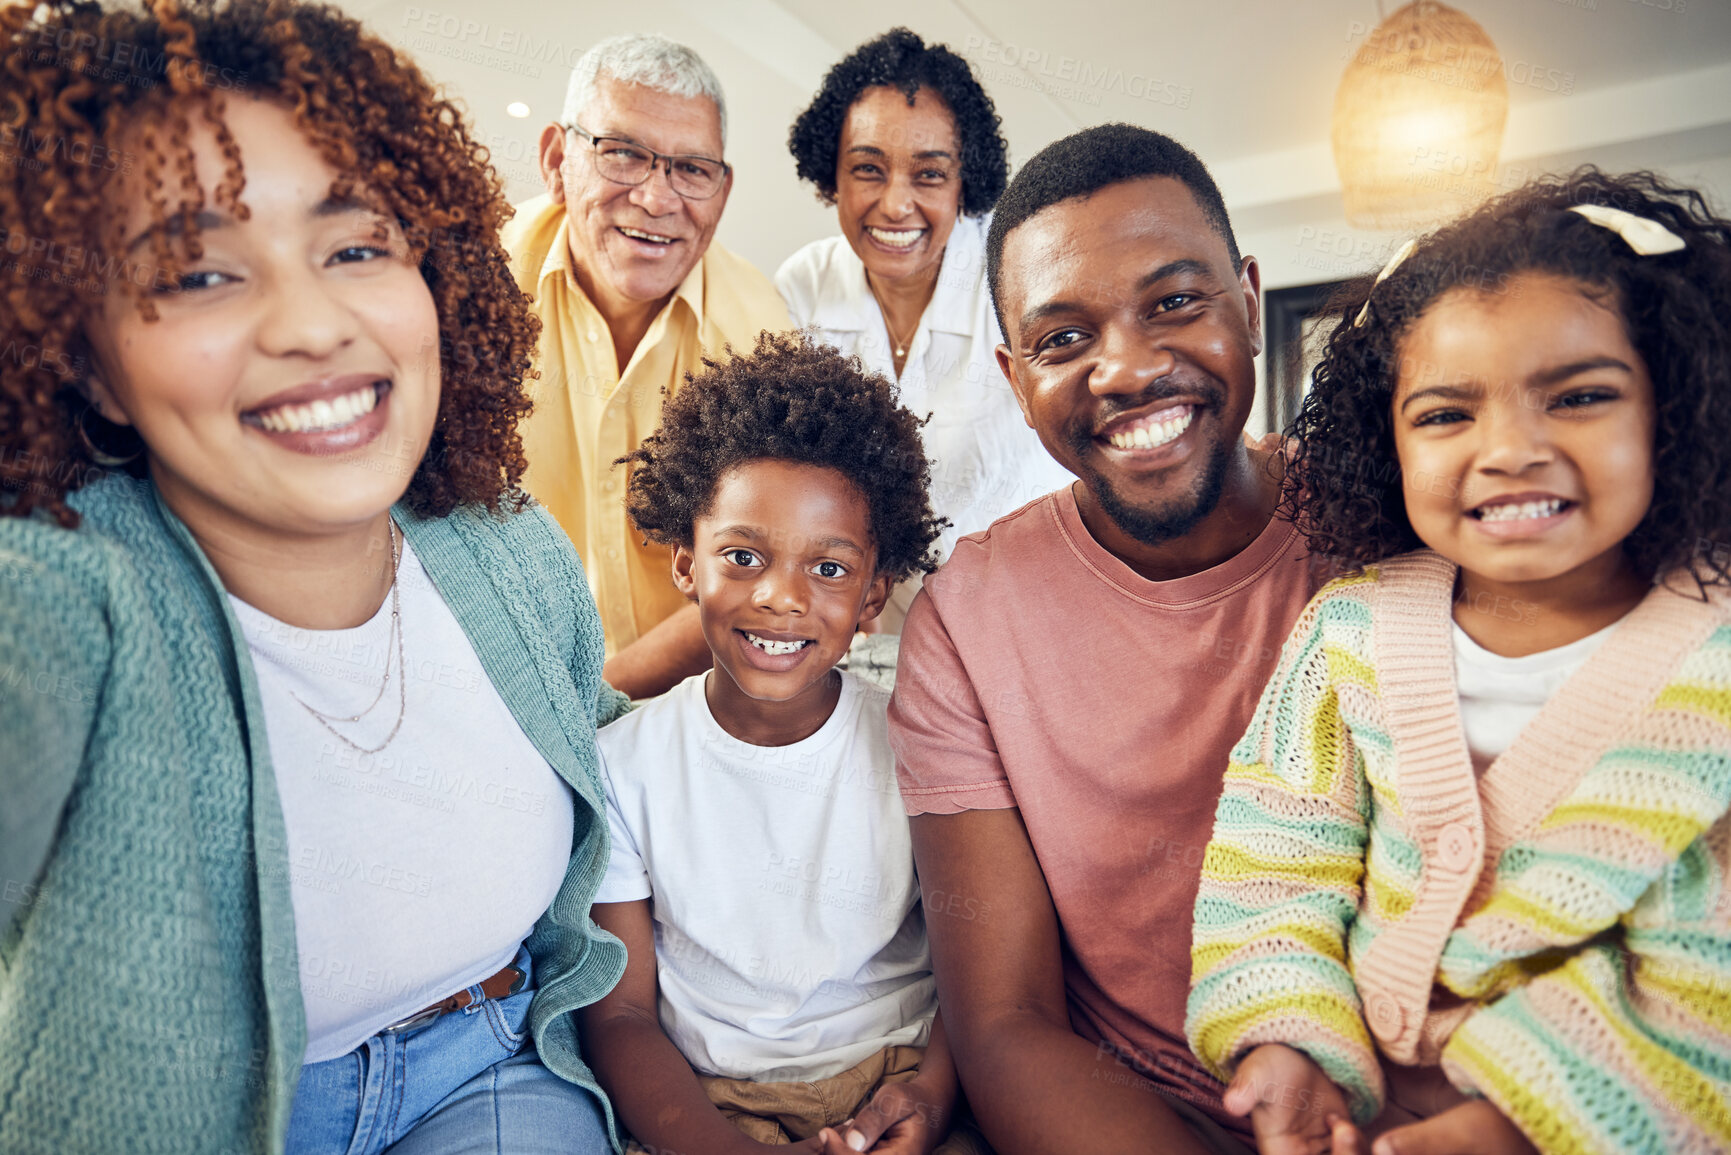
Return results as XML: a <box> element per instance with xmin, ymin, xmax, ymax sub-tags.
<box><xmin>503</xmin><ymin>195</ymin><xmax>791</xmax><ymax>656</ymax></box>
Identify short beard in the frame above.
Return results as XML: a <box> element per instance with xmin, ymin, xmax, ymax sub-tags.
<box><xmin>1064</xmin><ymin>380</ymin><xmax>1235</xmax><ymax>547</ymax></box>
<box><xmin>1081</xmin><ymin>430</ymin><xmax>1232</xmax><ymax>547</ymax></box>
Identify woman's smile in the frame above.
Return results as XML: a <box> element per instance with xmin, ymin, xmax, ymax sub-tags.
<box><xmin>835</xmin><ymin>85</ymin><xmax>962</xmax><ymax>287</ymax></box>
<box><xmin>242</xmin><ymin>376</ymin><xmax>393</xmax><ymax>454</ymax></box>
<box><xmin>85</xmin><ymin>96</ymin><xmax>442</xmax><ymax>538</ymax></box>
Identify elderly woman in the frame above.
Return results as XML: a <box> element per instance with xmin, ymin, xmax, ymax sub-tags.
<box><xmin>779</xmin><ymin>29</ymin><xmax>1073</xmax><ymax>635</ymax></box>
<box><xmin>0</xmin><ymin>2</ymin><xmax>624</xmax><ymax>1152</ymax></box>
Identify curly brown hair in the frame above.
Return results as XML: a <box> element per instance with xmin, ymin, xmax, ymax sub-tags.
<box><xmin>620</xmin><ymin>331</ymin><xmax>947</xmax><ymax>582</ymax></box>
<box><xmin>0</xmin><ymin>0</ymin><xmax>538</xmax><ymax>526</ymax></box>
<box><xmin>1285</xmin><ymin>167</ymin><xmax>1731</xmax><ymax>586</ymax></box>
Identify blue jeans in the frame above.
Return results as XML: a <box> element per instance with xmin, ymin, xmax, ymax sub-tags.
<box><xmin>285</xmin><ymin>947</ymin><xmax>609</xmax><ymax>1155</ymax></box>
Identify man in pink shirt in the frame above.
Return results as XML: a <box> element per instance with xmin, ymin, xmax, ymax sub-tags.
<box><xmin>887</xmin><ymin>124</ymin><xmax>1325</xmax><ymax>1155</ymax></box>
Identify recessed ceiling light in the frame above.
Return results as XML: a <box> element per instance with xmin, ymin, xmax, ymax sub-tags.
<box><xmin>506</xmin><ymin>102</ymin><xmax>531</xmax><ymax>118</ymax></box>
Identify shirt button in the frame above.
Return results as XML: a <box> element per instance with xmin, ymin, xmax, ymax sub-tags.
<box><xmin>586</xmin><ymin>328</ymin><xmax>600</xmax><ymax>342</ymax></box>
<box><xmin>1367</xmin><ymin>993</ymin><xmax>1403</xmax><ymax>1039</ymax></box>
<box><xmin>607</xmin><ymin>548</ymin><xmax>620</xmax><ymax>560</ymax></box>
<box><xmin>1437</xmin><ymin>823</ymin><xmax>1476</xmax><ymax>872</ymax></box>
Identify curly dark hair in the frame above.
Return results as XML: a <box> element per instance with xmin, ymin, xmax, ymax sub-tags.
<box><xmin>788</xmin><ymin>27</ymin><xmax>1007</xmax><ymax>217</ymax></box>
<box><xmin>0</xmin><ymin>0</ymin><xmax>538</xmax><ymax>527</ymax></box>
<box><xmin>620</xmin><ymin>331</ymin><xmax>946</xmax><ymax>582</ymax></box>
<box><xmin>1284</xmin><ymin>167</ymin><xmax>1731</xmax><ymax>586</ymax></box>
<box><xmin>985</xmin><ymin>122</ymin><xmax>1240</xmax><ymax>337</ymax></box>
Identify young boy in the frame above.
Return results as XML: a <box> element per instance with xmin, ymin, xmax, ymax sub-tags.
<box><xmin>582</xmin><ymin>334</ymin><xmax>985</xmax><ymax>1155</ymax></box>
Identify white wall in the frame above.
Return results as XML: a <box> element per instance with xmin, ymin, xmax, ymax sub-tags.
<box><xmin>1234</xmin><ymin>59</ymin><xmax>1731</xmax><ymax>435</ymax></box>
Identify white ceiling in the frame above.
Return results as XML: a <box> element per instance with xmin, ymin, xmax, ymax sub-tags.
<box><xmin>345</xmin><ymin>0</ymin><xmax>1731</xmax><ymax>277</ymax></box>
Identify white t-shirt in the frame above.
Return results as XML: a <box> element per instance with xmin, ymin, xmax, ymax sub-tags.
<box><xmin>776</xmin><ymin>213</ymin><xmax>1076</xmax><ymax>571</ymax></box>
<box><xmin>1453</xmin><ymin>618</ymin><xmax>1622</xmax><ymax>767</ymax></box>
<box><xmin>232</xmin><ymin>540</ymin><xmax>575</xmax><ymax>1063</ymax></box>
<box><xmin>595</xmin><ymin>670</ymin><xmax>935</xmax><ymax>1081</ymax></box>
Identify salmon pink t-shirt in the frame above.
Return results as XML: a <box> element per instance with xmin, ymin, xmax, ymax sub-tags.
<box><xmin>888</xmin><ymin>484</ymin><xmax>1321</xmax><ymax>1135</ymax></box>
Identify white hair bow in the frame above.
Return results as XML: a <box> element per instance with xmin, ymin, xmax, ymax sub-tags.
<box><xmin>1350</xmin><ymin>204</ymin><xmax>1685</xmax><ymax>330</ymax></box>
<box><xmin>1567</xmin><ymin>204</ymin><xmax>1687</xmax><ymax>255</ymax></box>
<box><xmin>1352</xmin><ymin>238</ymin><xmax>1416</xmax><ymax>328</ymax></box>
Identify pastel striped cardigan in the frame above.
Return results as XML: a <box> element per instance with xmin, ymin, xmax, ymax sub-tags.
<box><xmin>1185</xmin><ymin>550</ymin><xmax>1731</xmax><ymax>1154</ymax></box>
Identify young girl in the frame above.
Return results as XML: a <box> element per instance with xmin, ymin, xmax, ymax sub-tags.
<box><xmin>1185</xmin><ymin>169</ymin><xmax>1731</xmax><ymax>1155</ymax></box>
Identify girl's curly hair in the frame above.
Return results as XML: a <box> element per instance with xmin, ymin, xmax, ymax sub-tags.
<box><xmin>0</xmin><ymin>0</ymin><xmax>538</xmax><ymax>526</ymax></box>
<box><xmin>1284</xmin><ymin>167</ymin><xmax>1731</xmax><ymax>586</ymax></box>
<box><xmin>620</xmin><ymin>331</ymin><xmax>947</xmax><ymax>583</ymax></box>
<box><xmin>787</xmin><ymin>27</ymin><xmax>1007</xmax><ymax>217</ymax></box>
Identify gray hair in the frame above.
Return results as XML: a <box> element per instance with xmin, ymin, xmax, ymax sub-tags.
<box><xmin>561</xmin><ymin>34</ymin><xmax>727</xmax><ymax>147</ymax></box>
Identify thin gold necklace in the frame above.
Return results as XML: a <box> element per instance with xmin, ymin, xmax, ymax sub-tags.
<box><xmin>865</xmin><ymin>274</ymin><xmax>921</xmax><ymax>365</ymax></box>
<box><xmin>290</xmin><ymin>519</ymin><xmax>407</xmax><ymax>755</ymax></box>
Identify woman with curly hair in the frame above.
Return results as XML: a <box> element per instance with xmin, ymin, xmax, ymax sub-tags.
<box><xmin>0</xmin><ymin>2</ymin><xmax>627</xmax><ymax>1152</ymax></box>
<box><xmin>778</xmin><ymin>28</ymin><xmax>1071</xmax><ymax>638</ymax></box>
<box><xmin>1185</xmin><ymin>169</ymin><xmax>1731</xmax><ymax>1155</ymax></box>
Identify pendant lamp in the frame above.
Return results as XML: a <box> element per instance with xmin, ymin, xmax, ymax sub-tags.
<box><xmin>1332</xmin><ymin>1</ymin><xmax>1509</xmax><ymax>229</ymax></box>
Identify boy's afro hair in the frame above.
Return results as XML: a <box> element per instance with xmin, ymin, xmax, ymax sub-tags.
<box><xmin>1285</xmin><ymin>167</ymin><xmax>1731</xmax><ymax>587</ymax></box>
<box><xmin>619</xmin><ymin>331</ymin><xmax>947</xmax><ymax>582</ymax></box>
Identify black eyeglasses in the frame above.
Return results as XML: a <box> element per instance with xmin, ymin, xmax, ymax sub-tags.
<box><xmin>565</xmin><ymin>124</ymin><xmax>730</xmax><ymax>200</ymax></box>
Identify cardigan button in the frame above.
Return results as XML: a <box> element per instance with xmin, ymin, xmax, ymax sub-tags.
<box><xmin>1437</xmin><ymin>823</ymin><xmax>1477</xmax><ymax>872</ymax></box>
<box><xmin>1367</xmin><ymin>993</ymin><xmax>1404</xmax><ymax>1039</ymax></box>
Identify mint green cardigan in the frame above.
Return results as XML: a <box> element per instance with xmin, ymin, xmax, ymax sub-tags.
<box><xmin>0</xmin><ymin>474</ymin><xmax>632</xmax><ymax>1154</ymax></box>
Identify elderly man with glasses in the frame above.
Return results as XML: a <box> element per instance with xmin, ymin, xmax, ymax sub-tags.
<box><xmin>508</xmin><ymin>34</ymin><xmax>790</xmax><ymax>699</ymax></box>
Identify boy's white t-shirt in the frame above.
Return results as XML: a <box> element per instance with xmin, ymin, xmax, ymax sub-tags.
<box><xmin>595</xmin><ymin>669</ymin><xmax>935</xmax><ymax>1081</ymax></box>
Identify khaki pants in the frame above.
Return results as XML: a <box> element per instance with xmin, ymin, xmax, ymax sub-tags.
<box><xmin>625</xmin><ymin>1045</ymin><xmax>992</xmax><ymax>1152</ymax></box>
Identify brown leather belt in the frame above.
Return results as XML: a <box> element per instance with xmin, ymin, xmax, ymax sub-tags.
<box><xmin>380</xmin><ymin>962</ymin><xmax>525</xmax><ymax>1034</ymax></box>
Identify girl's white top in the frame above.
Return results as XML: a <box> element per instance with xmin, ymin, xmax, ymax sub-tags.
<box><xmin>1453</xmin><ymin>616</ymin><xmax>1623</xmax><ymax>768</ymax></box>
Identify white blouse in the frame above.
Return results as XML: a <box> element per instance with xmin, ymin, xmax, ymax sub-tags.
<box><xmin>776</xmin><ymin>212</ymin><xmax>1076</xmax><ymax>574</ymax></box>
